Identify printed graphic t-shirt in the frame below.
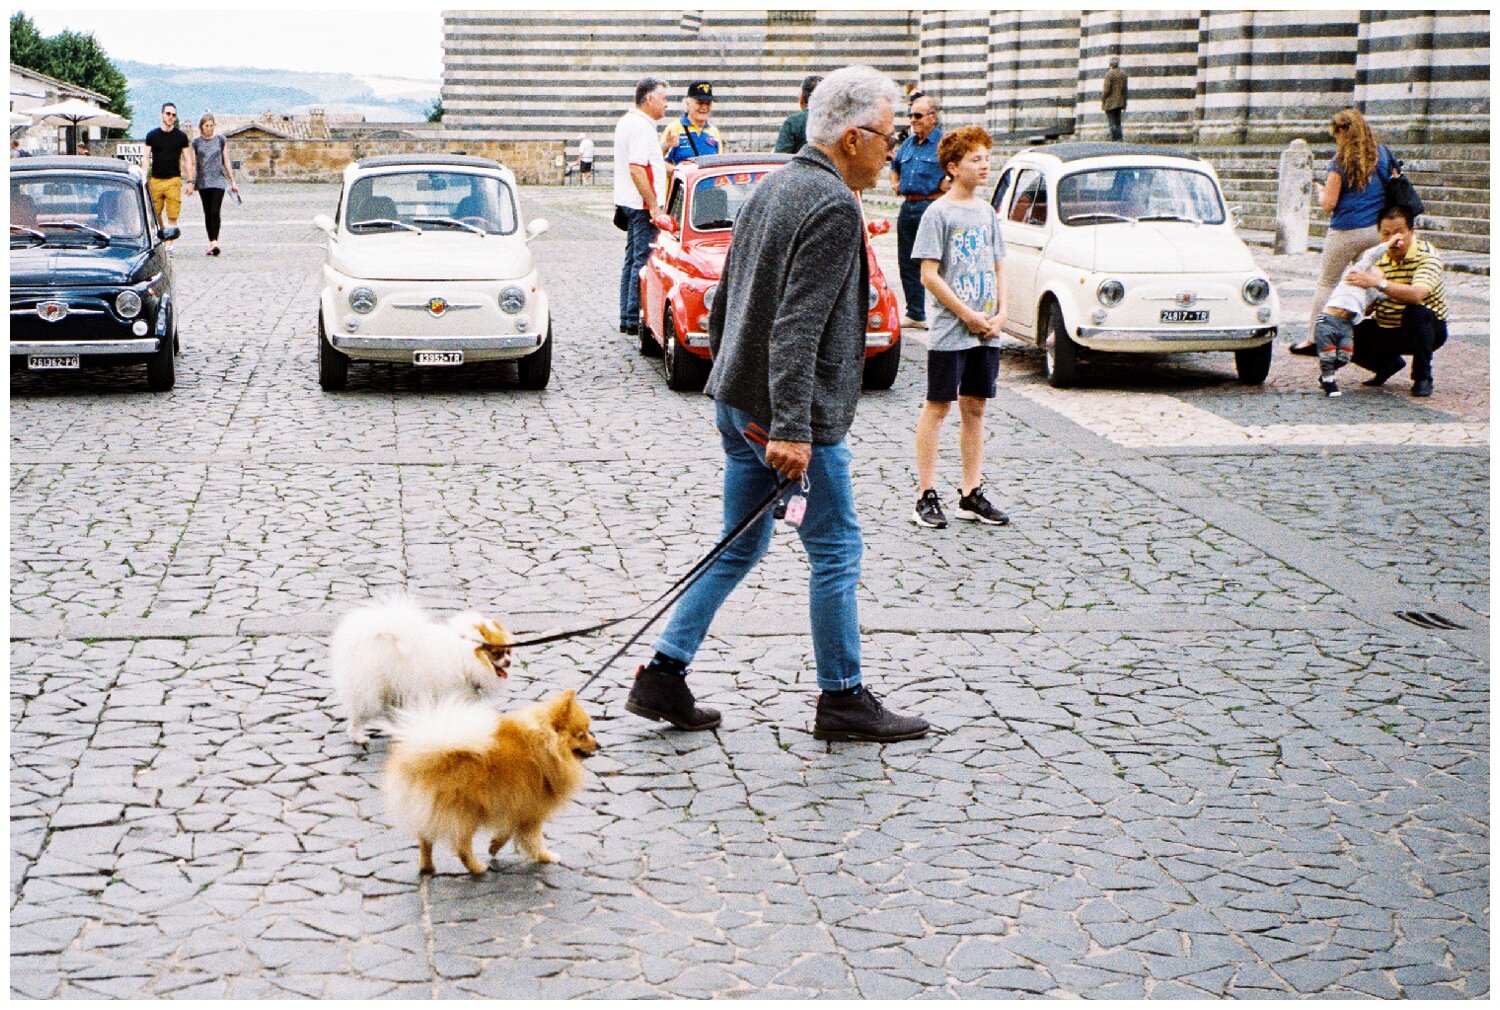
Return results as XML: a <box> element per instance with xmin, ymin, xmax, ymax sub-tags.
<box><xmin>910</xmin><ymin>197</ymin><xmax>1007</xmax><ymax>352</ymax></box>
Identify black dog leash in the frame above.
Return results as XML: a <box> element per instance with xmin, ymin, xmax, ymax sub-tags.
<box><xmin>503</xmin><ymin>475</ymin><xmax>793</xmax><ymax>695</ymax></box>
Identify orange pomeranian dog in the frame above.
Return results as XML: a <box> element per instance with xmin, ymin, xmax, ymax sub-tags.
<box><xmin>381</xmin><ymin>690</ymin><xmax>599</xmax><ymax>873</ymax></box>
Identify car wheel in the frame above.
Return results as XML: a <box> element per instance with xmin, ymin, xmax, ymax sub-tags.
<box><xmin>1044</xmin><ymin>305</ymin><xmax>1078</xmax><ymax>389</ymax></box>
<box><xmin>862</xmin><ymin>338</ymin><xmax>901</xmax><ymax>390</ymax></box>
<box><xmin>638</xmin><ymin>303</ymin><xmax>661</xmax><ymax>357</ymax></box>
<box><xmin>146</xmin><ymin>322</ymin><xmax>175</xmax><ymax>392</ymax></box>
<box><xmin>318</xmin><ymin>314</ymin><xmax>349</xmax><ymax>391</ymax></box>
<box><xmin>1235</xmin><ymin>341</ymin><xmax>1273</xmax><ymax>385</ymax></box>
<box><xmin>517</xmin><ymin>324</ymin><xmax>553</xmax><ymax>390</ymax></box>
<box><xmin>663</xmin><ymin>313</ymin><xmax>710</xmax><ymax>392</ymax></box>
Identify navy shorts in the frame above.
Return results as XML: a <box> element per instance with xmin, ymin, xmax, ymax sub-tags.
<box><xmin>926</xmin><ymin>345</ymin><xmax>1001</xmax><ymax>402</ymax></box>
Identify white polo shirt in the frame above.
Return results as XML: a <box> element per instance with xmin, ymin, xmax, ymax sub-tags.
<box><xmin>612</xmin><ymin>107</ymin><xmax>667</xmax><ymax>210</ymax></box>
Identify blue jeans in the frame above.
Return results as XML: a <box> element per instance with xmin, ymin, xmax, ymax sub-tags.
<box><xmin>618</xmin><ymin>207</ymin><xmax>655</xmax><ymax>328</ymax></box>
<box><xmin>653</xmin><ymin>403</ymin><xmax>864</xmax><ymax>691</ymax></box>
<box><xmin>896</xmin><ymin>200</ymin><xmax>932</xmax><ymax>322</ymax></box>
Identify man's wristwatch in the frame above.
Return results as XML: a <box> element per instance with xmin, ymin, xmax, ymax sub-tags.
<box><xmin>1377</xmin><ymin>279</ymin><xmax>1388</xmax><ymax>292</ymax></box>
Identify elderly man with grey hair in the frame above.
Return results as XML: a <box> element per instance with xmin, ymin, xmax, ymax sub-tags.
<box><xmin>627</xmin><ymin>66</ymin><xmax>930</xmax><ymax>744</ymax></box>
<box><xmin>614</xmin><ymin>75</ymin><xmax>673</xmax><ymax>335</ymax></box>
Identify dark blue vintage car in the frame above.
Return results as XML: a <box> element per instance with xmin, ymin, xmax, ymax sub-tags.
<box><xmin>10</xmin><ymin>156</ymin><xmax>180</xmax><ymax>390</ymax></box>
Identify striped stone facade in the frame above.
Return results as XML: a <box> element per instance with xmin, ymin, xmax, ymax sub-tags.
<box><xmin>440</xmin><ymin>9</ymin><xmax>1488</xmax><ymax>161</ymax></box>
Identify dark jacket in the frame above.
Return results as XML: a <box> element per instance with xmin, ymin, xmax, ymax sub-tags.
<box><xmin>706</xmin><ymin>145</ymin><xmax>868</xmax><ymax>444</ymax></box>
<box><xmin>773</xmin><ymin>109</ymin><xmax>808</xmax><ymax>154</ymax></box>
<box><xmin>1102</xmin><ymin>68</ymin><xmax>1128</xmax><ymax>112</ymax></box>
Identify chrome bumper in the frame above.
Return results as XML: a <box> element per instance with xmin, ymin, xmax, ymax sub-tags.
<box><xmin>1075</xmin><ymin>325</ymin><xmax>1276</xmax><ymax>351</ymax></box>
<box><xmin>330</xmin><ymin>333</ymin><xmax>543</xmax><ymax>360</ymax></box>
<box><xmin>10</xmin><ymin>337</ymin><xmax>160</xmax><ymax>356</ymax></box>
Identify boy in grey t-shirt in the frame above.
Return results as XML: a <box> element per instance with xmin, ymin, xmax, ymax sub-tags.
<box><xmin>910</xmin><ymin>125</ymin><xmax>1010</xmax><ymax>529</ymax></box>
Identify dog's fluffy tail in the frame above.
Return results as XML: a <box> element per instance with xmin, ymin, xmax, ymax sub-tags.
<box><xmin>384</xmin><ymin>697</ymin><xmax>501</xmax><ymax>759</ymax></box>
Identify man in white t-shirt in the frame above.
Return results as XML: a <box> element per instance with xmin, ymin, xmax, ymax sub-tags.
<box><xmin>614</xmin><ymin>76</ymin><xmax>674</xmax><ymax>335</ymax></box>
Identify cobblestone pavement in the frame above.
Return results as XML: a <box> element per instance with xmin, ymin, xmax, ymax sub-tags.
<box><xmin>10</xmin><ymin>180</ymin><xmax>1487</xmax><ymax>998</ymax></box>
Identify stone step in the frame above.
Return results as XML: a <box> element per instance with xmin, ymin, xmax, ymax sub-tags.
<box><xmin>1239</xmin><ymin>227</ymin><xmax>1491</xmax><ymax>274</ymax></box>
<box><xmin>1239</xmin><ymin>214</ymin><xmax>1491</xmax><ymax>255</ymax></box>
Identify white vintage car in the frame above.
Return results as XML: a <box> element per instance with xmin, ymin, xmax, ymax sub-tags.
<box><xmin>990</xmin><ymin>143</ymin><xmax>1279</xmax><ymax>387</ymax></box>
<box><xmin>313</xmin><ymin>154</ymin><xmax>551</xmax><ymax>390</ymax></box>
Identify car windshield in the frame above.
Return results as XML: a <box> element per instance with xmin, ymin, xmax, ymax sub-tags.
<box><xmin>690</xmin><ymin>170</ymin><xmax>771</xmax><ymax>231</ymax></box>
<box><xmin>11</xmin><ymin>174</ymin><xmax>147</xmax><ymax>244</ymax></box>
<box><xmin>1057</xmin><ymin>167</ymin><xmax>1225</xmax><ymax>225</ymax></box>
<box><xmin>344</xmin><ymin>171</ymin><xmax>518</xmax><ymax>235</ymax></box>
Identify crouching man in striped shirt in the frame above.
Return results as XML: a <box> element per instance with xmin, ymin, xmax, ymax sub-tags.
<box><xmin>1346</xmin><ymin>204</ymin><xmax>1448</xmax><ymax>398</ymax></box>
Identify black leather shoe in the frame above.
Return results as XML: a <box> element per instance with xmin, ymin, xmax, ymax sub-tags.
<box><xmin>1362</xmin><ymin>360</ymin><xmax>1405</xmax><ymax>387</ymax></box>
<box><xmin>813</xmin><ymin>687</ymin><xmax>929</xmax><ymax>742</ymax></box>
<box><xmin>620</xmin><ymin>323</ymin><xmax>640</xmax><ymax>336</ymax></box>
<box><xmin>1412</xmin><ymin>378</ymin><xmax>1434</xmax><ymax>397</ymax></box>
<box><xmin>1289</xmin><ymin>342</ymin><xmax>1317</xmax><ymax>356</ymax></box>
<box><xmin>625</xmin><ymin>665</ymin><xmax>721</xmax><ymax>731</ymax></box>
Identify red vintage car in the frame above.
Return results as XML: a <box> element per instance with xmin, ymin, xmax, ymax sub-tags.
<box><xmin>637</xmin><ymin>153</ymin><xmax>902</xmax><ymax>391</ymax></box>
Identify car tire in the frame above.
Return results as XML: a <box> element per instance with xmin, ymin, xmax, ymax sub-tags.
<box><xmin>1235</xmin><ymin>341</ymin><xmax>1273</xmax><ymax>385</ymax></box>
<box><xmin>638</xmin><ymin>304</ymin><xmax>661</xmax><ymax>357</ymax></box>
<box><xmin>517</xmin><ymin>324</ymin><xmax>553</xmax><ymax>390</ymax></box>
<box><xmin>318</xmin><ymin>314</ymin><xmax>349</xmax><ymax>391</ymax></box>
<box><xmin>146</xmin><ymin>321</ymin><xmax>175</xmax><ymax>392</ymax></box>
<box><xmin>663</xmin><ymin>313</ymin><xmax>710</xmax><ymax>392</ymax></box>
<box><xmin>1044</xmin><ymin>305</ymin><xmax>1078</xmax><ymax>389</ymax></box>
<box><xmin>862</xmin><ymin>338</ymin><xmax>901</xmax><ymax>390</ymax></box>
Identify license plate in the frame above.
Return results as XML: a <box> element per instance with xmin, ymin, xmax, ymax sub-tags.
<box><xmin>1160</xmin><ymin>310</ymin><xmax>1209</xmax><ymax>323</ymax></box>
<box><xmin>27</xmin><ymin>354</ymin><xmax>80</xmax><ymax>370</ymax></box>
<box><xmin>413</xmin><ymin>350</ymin><xmax>463</xmax><ymax>366</ymax></box>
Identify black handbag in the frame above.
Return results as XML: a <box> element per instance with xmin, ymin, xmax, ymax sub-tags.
<box><xmin>612</xmin><ymin>205</ymin><xmax>628</xmax><ymax>231</ymax></box>
<box><xmin>1384</xmin><ymin>148</ymin><xmax>1425</xmax><ymax>218</ymax></box>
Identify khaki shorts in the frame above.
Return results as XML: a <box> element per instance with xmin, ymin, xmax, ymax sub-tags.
<box><xmin>148</xmin><ymin>176</ymin><xmax>182</xmax><ymax>223</ymax></box>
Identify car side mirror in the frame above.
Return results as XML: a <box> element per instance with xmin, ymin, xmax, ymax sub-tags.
<box><xmin>313</xmin><ymin>213</ymin><xmax>336</xmax><ymax>235</ymax></box>
<box><xmin>867</xmin><ymin>218</ymin><xmax>891</xmax><ymax>237</ymax></box>
<box><xmin>159</xmin><ymin>226</ymin><xmax>180</xmax><ymax>242</ymax></box>
<box><xmin>1228</xmin><ymin>205</ymin><xmax>1242</xmax><ymax>227</ymax></box>
<box><xmin>525</xmin><ymin>218</ymin><xmax>549</xmax><ymax>241</ymax></box>
<box><xmin>659</xmin><ymin>216</ymin><xmax>678</xmax><ymax>234</ymax></box>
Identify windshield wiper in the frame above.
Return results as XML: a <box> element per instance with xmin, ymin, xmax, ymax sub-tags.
<box><xmin>1066</xmin><ymin>212</ymin><xmax>1132</xmax><ymax>224</ymax></box>
<box><xmin>10</xmin><ymin>224</ymin><xmax>47</xmax><ymax>244</ymax></box>
<box><xmin>412</xmin><ymin>215</ymin><xmax>485</xmax><ymax>235</ymax></box>
<box><xmin>43</xmin><ymin>220</ymin><xmax>112</xmax><ymax>242</ymax></box>
<box><xmin>1137</xmin><ymin>213</ymin><xmax>1200</xmax><ymax>224</ymax></box>
<box><xmin>349</xmin><ymin>218</ymin><xmax>422</xmax><ymax>234</ymax></box>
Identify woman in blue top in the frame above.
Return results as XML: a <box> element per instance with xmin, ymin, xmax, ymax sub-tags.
<box><xmin>1291</xmin><ymin>108</ymin><xmax>1395</xmax><ymax>354</ymax></box>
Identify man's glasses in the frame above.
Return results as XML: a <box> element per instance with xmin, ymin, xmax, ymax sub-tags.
<box><xmin>856</xmin><ymin>125</ymin><xmax>899</xmax><ymax>151</ymax></box>
<box><xmin>909</xmin><ymin>112</ymin><xmax>928</xmax><ymax>120</ymax></box>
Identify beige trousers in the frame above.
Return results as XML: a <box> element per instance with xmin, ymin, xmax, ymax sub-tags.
<box><xmin>1307</xmin><ymin>225</ymin><xmax>1380</xmax><ymax>340</ymax></box>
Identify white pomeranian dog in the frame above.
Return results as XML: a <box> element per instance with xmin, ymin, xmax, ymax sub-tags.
<box><xmin>330</xmin><ymin>594</ymin><xmax>513</xmax><ymax>744</ymax></box>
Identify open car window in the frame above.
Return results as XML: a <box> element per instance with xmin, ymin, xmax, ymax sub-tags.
<box><xmin>1007</xmin><ymin>170</ymin><xmax>1047</xmax><ymax>227</ymax></box>
<box><xmin>1058</xmin><ymin>166</ymin><xmax>1226</xmax><ymax>225</ymax></box>
<box><xmin>345</xmin><ymin>171</ymin><xmax>519</xmax><ymax>234</ymax></box>
<box><xmin>690</xmin><ymin>170</ymin><xmax>770</xmax><ymax>231</ymax></box>
<box><xmin>11</xmin><ymin>175</ymin><xmax>148</xmax><ymax>243</ymax></box>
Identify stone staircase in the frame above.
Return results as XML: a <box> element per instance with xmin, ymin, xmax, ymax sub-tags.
<box><xmin>1210</xmin><ymin>143</ymin><xmax>1489</xmax><ymax>273</ymax></box>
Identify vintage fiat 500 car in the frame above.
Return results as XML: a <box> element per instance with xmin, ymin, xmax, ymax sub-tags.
<box><xmin>313</xmin><ymin>154</ymin><xmax>551</xmax><ymax>390</ymax></box>
<box><xmin>11</xmin><ymin>156</ymin><xmax>180</xmax><ymax>391</ymax></box>
<box><xmin>638</xmin><ymin>153</ymin><xmax>902</xmax><ymax>392</ymax></box>
<box><xmin>990</xmin><ymin>143</ymin><xmax>1279</xmax><ymax>388</ymax></box>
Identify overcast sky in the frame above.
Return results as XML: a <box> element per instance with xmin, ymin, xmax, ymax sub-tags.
<box><xmin>27</xmin><ymin>7</ymin><xmax>445</xmax><ymax>81</ymax></box>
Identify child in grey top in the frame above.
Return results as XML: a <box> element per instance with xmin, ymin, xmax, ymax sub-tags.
<box><xmin>910</xmin><ymin>188</ymin><xmax>1007</xmax><ymax>351</ymax></box>
<box><xmin>1314</xmin><ymin>242</ymin><xmax>1386</xmax><ymax>395</ymax></box>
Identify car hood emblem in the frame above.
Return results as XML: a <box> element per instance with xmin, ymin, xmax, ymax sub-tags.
<box><xmin>427</xmin><ymin>297</ymin><xmax>448</xmax><ymax>317</ymax></box>
<box><xmin>37</xmin><ymin>301</ymin><xmax>69</xmax><ymax>322</ymax></box>
<box><xmin>1175</xmin><ymin>291</ymin><xmax>1197</xmax><ymax>307</ymax></box>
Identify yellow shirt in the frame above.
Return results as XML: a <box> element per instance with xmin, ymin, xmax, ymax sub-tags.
<box><xmin>1371</xmin><ymin>238</ymin><xmax>1446</xmax><ymax>328</ymax></box>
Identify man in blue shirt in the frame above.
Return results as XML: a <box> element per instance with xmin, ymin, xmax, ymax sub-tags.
<box><xmin>889</xmin><ymin>95</ymin><xmax>946</xmax><ymax>329</ymax></box>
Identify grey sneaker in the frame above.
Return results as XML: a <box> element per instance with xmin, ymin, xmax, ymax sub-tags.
<box><xmin>813</xmin><ymin>687</ymin><xmax>929</xmax><ymax>742</ymax></box>
<box><xmin>912</xmin><ymin>489</ymin><xmax>947</xmax><ymax>529</ymax></box>
<box><xmin>956</xmin><ymin>486</ymin><xmax>1010</xmax><ymax>525</ymax></box>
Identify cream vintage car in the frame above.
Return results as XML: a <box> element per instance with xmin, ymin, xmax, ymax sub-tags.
<box><xmin>313</xmin><ymin>154</ymin><xmax>551</xmax><ymax>390</ymax></box>
<box><xmin>990</xmin><ymin>143</ymin><xmax>1279</xmax><ymax>388</ymax></box>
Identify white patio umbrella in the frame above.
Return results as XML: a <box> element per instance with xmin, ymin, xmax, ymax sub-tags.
<box><xmin>27</xmin><ymin>98</ymin><xmax>129</xmax><ymax>131</ymax></box>
<box><xmin>10</xmin><ymin>109</ymin><xmax>32</xmax><ymax>127</ymax></box>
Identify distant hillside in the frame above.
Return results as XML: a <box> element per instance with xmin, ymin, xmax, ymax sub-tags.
<box><xmin>119</xmin><ymin>59</ymin><xmax>438</xmax><ymax>134</ymax></box>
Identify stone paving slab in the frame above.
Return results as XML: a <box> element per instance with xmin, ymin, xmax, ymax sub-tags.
<box><xmin>10</xmin><ymin>181</ymin><xmax>1488</xmax><ymax>998</ymax></box>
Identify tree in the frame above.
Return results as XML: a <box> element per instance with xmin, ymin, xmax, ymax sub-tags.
<box><xmin>426</xmin><ymin>99</ymin><xmax>444</xmax><ymax>123</ymax></box>
<box><xmin>9</xmin><ymin>13</ymin><xmax>132</xmax><ymax>125</ymax></box>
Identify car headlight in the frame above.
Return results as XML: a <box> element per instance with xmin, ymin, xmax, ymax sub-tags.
<box><xmin>114</xmin><ymin>290</ymin><xmax>143</xmax><ymax>318</ymax></box>
<box><xmin>1242</xmin><ymin>277</ymin><xmax>1271</xmax><ymax>305</ymax></box>
<box><xmin>349</xmin><ymin>286</ymin><xmax>377</xmax><ymax>314</ymax></box>
<box><xmin>868</xmin><ymin>283</ymin><xmax>880</xmax><ymax>311</ymax></box>
<box><xmin>703</xmin><ymin>284</ymin><xmax>718</xmax><ymax>314</ymax></box>
<box><xmin>1096</xmin><ymin>279</ymin><xmax>1124</xmax><ymax>307</ymax></box>
<box><xmin>500</xmin><ymin>286</ymin><xmax>527</xmax><ymax>314</ymax></box>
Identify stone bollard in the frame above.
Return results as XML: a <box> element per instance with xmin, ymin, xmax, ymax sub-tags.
<box><xmin>1274</xmin><ymin>138</ymin><xmax>1312</xmax><ymax>255</ymax></box>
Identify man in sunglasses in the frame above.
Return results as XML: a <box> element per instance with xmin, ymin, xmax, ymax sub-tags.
<box><xmin>143</xmin><ymin>102</ymin><xmax>193</xmax><ymax>243</ymax></box>
<box><xmin>889</xmin><ymin>95</ymin><xmax>946</xmax><ymax>330</ymax></box>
